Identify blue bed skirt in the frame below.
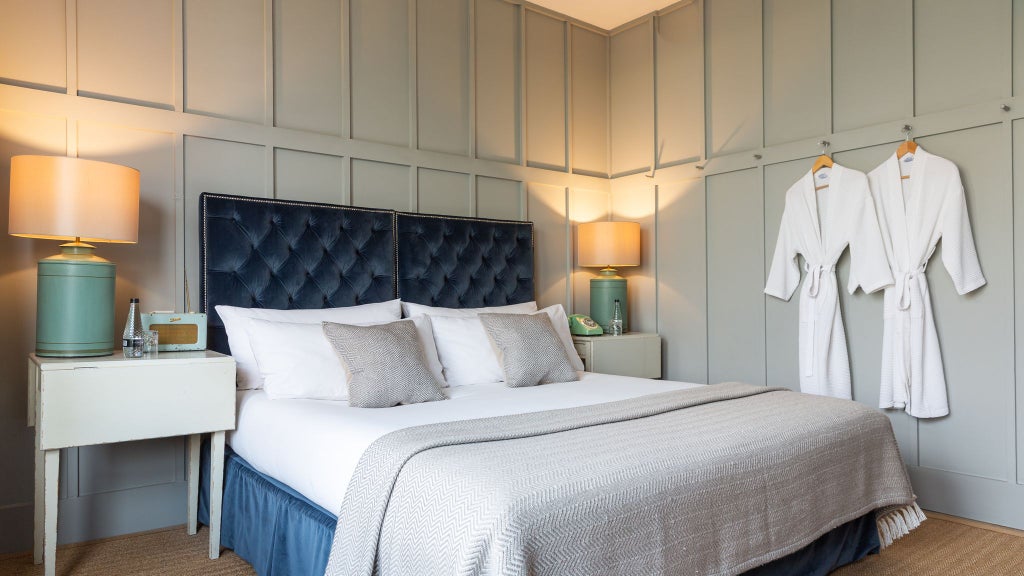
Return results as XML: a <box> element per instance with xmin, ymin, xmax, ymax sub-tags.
<box><xmin>200</xmin><ymin>444</ymin><xmax>879</xmax><ymax>576</ymax></box>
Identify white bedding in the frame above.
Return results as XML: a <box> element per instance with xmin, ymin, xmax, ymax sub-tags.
<box><xmin>228</xmin><ymin>372</ymin><xmax>702</xmax><ymax>515</ymax></box>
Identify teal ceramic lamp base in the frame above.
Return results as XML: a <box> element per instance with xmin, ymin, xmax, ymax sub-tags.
<box><xmin>35</xmin><ymin>243</ymin><xmax>116</xmax><ymax>357</ymax></box>
<box><xmin>589</xmin><ymin>267</ymin><xmax>628</xmax><ymax>334</ymax></box>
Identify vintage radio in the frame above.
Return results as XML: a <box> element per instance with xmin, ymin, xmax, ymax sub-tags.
<box><xmin>141</xmin><ymin>312</ymin><xmax>208</xmax><ymax>351</ymax></box>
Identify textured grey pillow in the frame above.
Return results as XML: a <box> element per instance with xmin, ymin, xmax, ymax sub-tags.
<box><xmin>322</xmin><ymin>320</ymin><xmax>447</xmax><ymax>408</ymax></box>
<box><xmin>478</xmin><ymin>313</ymin><xmax>579</xmax><ymax>388</ymax></box>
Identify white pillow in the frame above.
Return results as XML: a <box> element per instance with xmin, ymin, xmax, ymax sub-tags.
<box><xmin>248</xmin><ymin>315</ymin><xmax>445</xmax><ymax>400</ymax></box>
<box><xmin>428</xmin><ymin>304</ymin><xmax>582</xmax><ymax>385</ymax></box>
<box><xmin>429</xmin><ymin>315</ymin><xmax>506</xmax><ymax>386</ymax></box>
<box><xmin>401</xmin><ymin>300</ymin><xmax>537</xmax><ymax>318</ymax></box>
<box><xmin>216</xmin><ymin>299</ymin><xmax>402</xmax><ymax>389</ymax></box>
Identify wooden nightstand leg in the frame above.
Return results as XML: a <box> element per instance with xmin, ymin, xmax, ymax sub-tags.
<box><xmin>42</xmin><ymin>449</ymin><xmax>59</xmax><ymax>576</ymax></box>
<box><xmin>208</xmin><ymin>430</ymin><xmax>225</xmax><ymax>559</ymax></box>
<box><xmin>187</xmin><ymin>434</ymin><xmax>201</xmax><ymax>536</ymax></box>
<box><xmin>33</xmin><ymin>447</ymin><xmax>43</xmax><ymax>565</ymax></box>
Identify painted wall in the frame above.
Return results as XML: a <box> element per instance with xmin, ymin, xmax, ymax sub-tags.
<box><xmin>609</xmin><ymin>0</ymin><xmax>1024</xmax><ymax>529</ymax></box>
<box><xmin>0</xmin><ymin>0</ymin><xmax>612</xmax><ymax>552</ymax></box>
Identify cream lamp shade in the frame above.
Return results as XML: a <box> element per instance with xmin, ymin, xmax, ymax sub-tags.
<box><xmin>577</xmin><ymin>221</ymin><xmax>640</xmax><ymax>268</ymax></box>
<box><xmin>9</xmin><ymin>155</ymin><xmax>140</xmax><ymax>244</ymax></box>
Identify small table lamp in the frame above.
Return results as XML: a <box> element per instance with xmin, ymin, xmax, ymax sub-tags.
<box><xmin>577</xmin><ymin>221</ymin><xmax>640</xmax><ymax>333</ymax></box>
<box><xmin>9</xmin><ymin>155</ymin><xmax>140</xmax><ymax>357</ymax></box>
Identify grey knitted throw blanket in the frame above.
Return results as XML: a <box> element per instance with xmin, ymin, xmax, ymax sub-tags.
<box><xmin>324</xmin><ymin>382</ymin><xmax>920</xmax><ymax>576</ymax></box>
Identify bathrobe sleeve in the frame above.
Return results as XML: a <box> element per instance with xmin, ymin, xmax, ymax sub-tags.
<box><xmin>847</xmin><ymin>189</ymin><xmax>893</xmax><ymax>295</ymax></box>
<box><xmin>941</xmin><ymin>167</ymin><xmax>986</xmax><ymax>295</ymax></box>
<box><xmin>765</xmin><ymin>201</ymin><xmax>801</xmax><ymax>301</ymax></box>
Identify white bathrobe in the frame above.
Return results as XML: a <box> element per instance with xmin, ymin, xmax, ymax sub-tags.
<box><xmin>765</xmin><ymin>164</ymin><xmax>893</xmax><ymax>399</ymax></box>
<box><xmin>868</xmin><ymin>147</ymin><xmax>986</xmax><ymax>418</ymax></box>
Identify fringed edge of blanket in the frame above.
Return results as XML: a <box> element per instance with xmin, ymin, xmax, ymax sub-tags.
<box><xmin>875</xmin><ymin>502</ymin><xmax>926</xmax><ymax>549</ymax></box>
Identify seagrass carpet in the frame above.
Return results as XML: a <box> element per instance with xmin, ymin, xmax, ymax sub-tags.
<box><xmin>0</xmin><ymin>515</ymin><xmax>1022</xmax><ymax>575</ymax></box>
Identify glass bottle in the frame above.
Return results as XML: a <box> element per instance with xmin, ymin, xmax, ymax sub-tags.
<box><xmin>122</xmin><ymin>298</ymin><xmax>144</xmax><ymax>358</ymax></box>
<box><xmin>611</xmin><ymin>299</ymin><xmax>623</xmax><ymax>336</ymax></box>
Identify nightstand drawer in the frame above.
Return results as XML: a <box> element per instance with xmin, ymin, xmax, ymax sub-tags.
<box><xmin>37</xmin><ymin>360</ymin><xmax>235</xmax><ymax>450</ymax></box>
<box><xmin>571</xmin><ymin>333</ymin><xmax>661</xmax><ymax>379</ymax></box>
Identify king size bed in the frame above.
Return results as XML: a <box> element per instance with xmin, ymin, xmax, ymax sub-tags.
<box><xmin>196</xmin><ymin>192</ymin><xmax>922</xmax><ymax>576</ymax></box>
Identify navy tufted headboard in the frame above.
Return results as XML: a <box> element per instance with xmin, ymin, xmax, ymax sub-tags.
<box><xmin>200</xmin><ymin>193</ymin><xmax>396</xmax><ymax>354</ymax></box>
<box><xmin>395</xmin><ymin>212</ymin><xmax>534</xmax><ymax>307</ymax></box>
<box><xmin>200</xmin><ymin>193</ymin><xmax>534</xmax><ymax>354</ymax></box>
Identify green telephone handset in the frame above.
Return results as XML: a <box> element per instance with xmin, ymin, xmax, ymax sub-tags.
<box><xmin>569</xmin><ymin>314</ymin><xmax>604</xmax><ymax>336</ymax></box>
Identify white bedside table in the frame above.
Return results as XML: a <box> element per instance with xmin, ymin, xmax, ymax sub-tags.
<box><xmin>27</xmin><ymin>350</ymin><xmax>235</xmax><ymax>576</ymax></box>
<box><xmin>572</xmin><ymin>333</ymin><xmax>662</xmax><ymax>378</ymax></box>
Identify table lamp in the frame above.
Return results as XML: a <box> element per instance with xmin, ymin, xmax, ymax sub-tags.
<box><xmin>577</xmin><ymin>221</ymin><xmax>640</xmax><ymax>333</ymax></box>
<box><xmin>9</xmin><ymin>155</ymin><xmax>140</xmax><ymax>357</ymax></box>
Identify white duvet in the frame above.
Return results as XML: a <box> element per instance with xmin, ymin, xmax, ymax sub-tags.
<box><xmin>228</xmin><ymin>372</ymin><xmax>702</xmax><ymax>515</ymax></box>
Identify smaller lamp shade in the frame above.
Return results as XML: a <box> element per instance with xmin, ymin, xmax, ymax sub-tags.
<box><xmin>9</xmin><ymin>155</ymin><xmax>140</xmax><ymax>244</ymax></box>
<box><xmin>577</xmin><ymin>221</ymin><xmax>640</xmax><ymax>268</ymax></box>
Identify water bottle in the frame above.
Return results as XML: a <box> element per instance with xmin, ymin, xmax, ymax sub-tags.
<box><xmin>122</xmin><ymin>298</ymin><xmax>144</xmax><ymax>358</ymax></box>
<box><xmin>611</xmin><ymin>299</ymin><xmax>623</xmax><ymax>336</ymax></box>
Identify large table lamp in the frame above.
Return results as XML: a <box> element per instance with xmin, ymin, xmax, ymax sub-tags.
<box><xmin>9</xmin><ymin>155</ymin><xmax>140</xmax><ymax>357</ymax></box>
<box><xmin>577</xmin><ymin>221</ymin><xmax>640</xmax><ymax>333</ymax></box>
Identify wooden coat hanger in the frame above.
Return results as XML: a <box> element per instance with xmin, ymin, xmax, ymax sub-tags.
<box><xmin>812</xmin><ymin>140</ymin><xmax>833</xmax><ymax>190</ymax></box>
<box><xmin>896</xmin><ymin>125</ymin><xmax>917</xmax><ymax>180</ymax></box>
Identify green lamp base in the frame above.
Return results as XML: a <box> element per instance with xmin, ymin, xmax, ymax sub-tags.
<box><xmin>35</xmin><ymin>242</ymin><xmax>116</xmax><ymax>357</ymax></box>
<box><xmin>589</xmin><ymin>267</ymin><xmax>628</xmax><ymax>334</ymax></box>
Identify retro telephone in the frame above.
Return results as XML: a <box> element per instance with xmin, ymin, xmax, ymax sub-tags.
<box><xmin>569</xmin><ymin>314</ymin><xmax>603</xmax><ymax>336</ymax></box>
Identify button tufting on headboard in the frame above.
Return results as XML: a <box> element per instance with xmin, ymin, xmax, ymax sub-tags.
<box><xmin>395</xmin><ymin>212</ymin><xmax>534</xmax><ymax>308</ymax></box>
<box><xmin>201</xmin><ymin>194</ymin><xmax>535</xmax><ymax>355</ymax></box>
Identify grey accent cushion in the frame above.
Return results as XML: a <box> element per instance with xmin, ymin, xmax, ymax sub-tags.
<box><xmin>478</xmin><ymin>313</ymin><xmax>579</xmax><ymax>388</ymax></box>
<box><xmin>322</xmin><ymin>320</ymin><xmax>447</xmax><ymax>408</ymax></box>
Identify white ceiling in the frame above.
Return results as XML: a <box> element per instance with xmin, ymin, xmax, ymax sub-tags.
<box><xmin>529</xmin><ymin>0</ymin><xmax>680</xmax><ymax>31</ymax></box>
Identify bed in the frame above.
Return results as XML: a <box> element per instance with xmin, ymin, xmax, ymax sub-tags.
<box><xmin>197</xmin><ymin>192</ymin><xmax>921</xmax><ymax>576</ymax></box>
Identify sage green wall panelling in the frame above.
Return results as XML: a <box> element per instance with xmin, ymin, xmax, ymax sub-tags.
<box><xmin>525</xmin><ymin>11</ymin><xmax>567</xmax><ymax>171</ymax></box>
<box><xmin>915</xmin><ymin>125</ymin><xmax>1013</xmax><ymax>482</ymax></box>
<box><xmin>1015</xmin><ymin>120</ymin><xmax>1024</xmax><ymax>484</ymax></box>
<box><xmin>831</xmin><ymin>0</ymin><xmax>911</xmax><ymax>132</ymax></box>
<box><xmin>274</xmin><ymin>148</ymin><xmax>346</xmax><ymax>204</ymax></box>
<box><xmin>77</xmin><ymin>0</ymin><xmax>174</xmax><ymax>108</ymax></box>
<box><xmin>0</xmin><ymin>0</ymin><xmax>66</xmax><ymax>91</ymax></box>
<box><xmin>476</xmin><ymin>175</ymin><xmax>524</xmax><ymax>220</ymax></box>
<box><xmin>610</xmin><ymin>23</ymin><xmax>654</xmax><ymax>176</ymax></box>
<box><xmin>568</xmin><ymin>188</ymin><xmax>610</xmax><ymax>318</ymax></box>
<box><xmin>706</xmin><ymin>168</ymin><xmax>765</xmax><ymax>386</ymax></box>
<box><xmin>78</xmin><ymin>440</ymin><xmax>180</xmax><ymax>496</ymax></box>
<box><xmin>612</xmin><ymin>186</ymin><xmax>657</xmax><ymax>333</ymax></box>
<box><xmin>0</xmin><ymin>110</ymin><xmax>66</xmax><ymax>554</ymax></box>
<box><xmin>762</xmin><ymin>0</ymin><xmax>829</xmax><ymax>146</ymax></box>
<box><xmin>351</xmin><ymin>159</ymin><xmax>411</xmax><ymax>211</ymax></box>
<box><xmin>183</xmin><ymin>136</ymin><xmax>267</xmax><ymax>309</ymax></box>
<box><xmin>417</xmin><ymin>0</ymin><xmax>470</xmax><ymax>155</ymax></box>
<box><xmin>184</xmin><ymin>0</ymin><xmax>265</xmax><ymax>123</ymax></box>
<box><xmin>832</xmin><ymin>143</ymin><xmax>916</xmax><ymax>468</ymax></box>
<box><xmin>350</xmin><ymin>0</ymin><xmax>410</xmax><ymax>146</ymax></box>
<box><xmin>655</xmin><ymin>3</ymin><xmax>703</xmax><ymax>167</ymax></box>
<box><xmin>705</xmin><ymin>0</ymin><xmax>762</xmax><ymax>156</ymax></box>
<box><xmin>570</xmin><ymin>27</ymin><xmax>609</xmax><ymax>176</ymax></box>
<box><xmin>914</xmin><ymin>0</ymin><xmax>1010</xmax><ymax>116</ymax></box>
<box><xmin>762</xmin><ymin>158</ymin><xmax>803</xmax><ymax>392</ymax></box>
<box><xmin>78</xmin><ymin>122</ymin><xmax>178</xmax><ymax>328</ymax></box>
<box><xmin>418</xmin><ymin>168</ymin><xmax>472</xmax><ymax>217</ymax></box>
<box><xmin>474</xmin><ymin>0</ymin><xmax>520</xmax><ymax>163</ymax></box>
<box><xmin>273</xmin><ymin>0</ymin><xmax>344</xmax><ymax>135</ymax></box>
<box><xmin>656</xmin><ymin>178</ymin><xmax>707</xmax><ymax>384</ymax></box>
<box><xmin>528</xmin><ymin>182</ymin><xmax>570</xmax><ymax>309</ymax></box>
<box><xmin>1016</xmin><ymin>0</ymin><xmax>1024</xmax><ymax>97</ymax></box>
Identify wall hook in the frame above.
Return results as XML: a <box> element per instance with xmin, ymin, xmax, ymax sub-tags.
<box><xmin>901</xmin><ymin>125</ymin><xmax>913</xmax><ymax>141</ymax></box>
<box><xmin>753</xmin><ymin>153</ymin><xmax>762</xmax><ymax>160</ymax></box>
<box><xmin>1002</xmin><ymin>104</ymin><xmax>1012</xmax><ymax>112</ymax></box>
<box><xmin>817</xmin><ymin>140</ymin><xmax>830</xmax><ymax>155</ymax></box>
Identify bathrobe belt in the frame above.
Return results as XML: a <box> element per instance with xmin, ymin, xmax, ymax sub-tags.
<box><xmin>892</xmin><ymin>263</ymin><xmax>928</xmax><ymax>406</ymax></box>
<box><xmin>803</xmin><ymin>262</ymin><xmax>836</xmax><ymax>378</ymax></box>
